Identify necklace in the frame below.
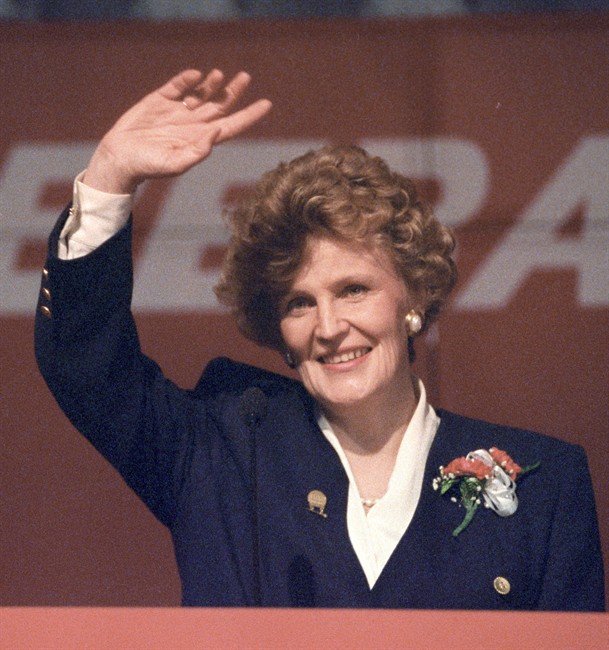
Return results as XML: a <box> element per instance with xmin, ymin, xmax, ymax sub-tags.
<box><xmin>360</xmin><ymin>497</ymin><xmax>382</xmax><ymax>508</ymax></box>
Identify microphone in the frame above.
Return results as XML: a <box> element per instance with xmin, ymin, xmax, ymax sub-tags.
<box><xmin>239</xmin><ymin>387</ymin><xmax>268</xmax><ymax>606</ymax></box>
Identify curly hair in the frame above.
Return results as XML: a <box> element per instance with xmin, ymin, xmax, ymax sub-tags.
<box><xmin>215</xmin><ymin>144</ymin><xmax>457</xmax><ymax>351</ymax></box>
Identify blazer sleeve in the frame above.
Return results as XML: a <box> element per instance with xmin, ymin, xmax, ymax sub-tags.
<box><xmin>34</xmin><ymin>205</ymin><xmax>199</xmax><ymax>527</ymax></box>
<box><xmin>535</xmin><ymin>442</ymin><xmax>605</xmax><ymax>611</ymax></box>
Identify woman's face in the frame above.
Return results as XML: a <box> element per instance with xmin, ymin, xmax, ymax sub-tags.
<box><xmin>279</xmin><ymin>236</ymin><xmax>416</xmax><ymax>415</ymax></box>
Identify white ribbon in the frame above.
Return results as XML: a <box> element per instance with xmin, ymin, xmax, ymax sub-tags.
<box><xmin>467</xmin><ymin>449</ymin><xmax>518</xmax><ymax>517</ymax></box>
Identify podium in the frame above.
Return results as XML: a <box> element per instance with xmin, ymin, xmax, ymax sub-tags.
<box><xmin>1</xmin><ymin>608</ymin><xmax>607</xmax><ymax>649</ymax></box>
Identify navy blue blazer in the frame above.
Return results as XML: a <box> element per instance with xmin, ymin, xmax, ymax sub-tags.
<box><xmin>35</xmin><ymin>208</ymin><xmax>605</xmax><ymax>610</ymax></box>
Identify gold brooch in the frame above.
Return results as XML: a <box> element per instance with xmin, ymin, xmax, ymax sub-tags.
<box><xmin>307</xmin><ymin>490</ymin><xmax>328</xmax><ymax>518</ymax></box>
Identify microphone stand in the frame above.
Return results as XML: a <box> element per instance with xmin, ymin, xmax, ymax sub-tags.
<box><xmin>240</xmin><ymin>387</ymin><xmax>268</xmax><ymax>606</ymax></box>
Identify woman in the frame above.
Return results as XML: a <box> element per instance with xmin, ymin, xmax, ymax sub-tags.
<box><xmin>35</xmin><ymin>69</ymin><xmax>604</xmax><ymax>609</ymax></box>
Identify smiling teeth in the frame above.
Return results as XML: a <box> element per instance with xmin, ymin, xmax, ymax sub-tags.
<box><xmin>321</xmin><ymin>348</ymin><xmax>369</xmax><ymax>364</ymax></box>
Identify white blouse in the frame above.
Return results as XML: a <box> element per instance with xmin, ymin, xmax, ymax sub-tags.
<box><xmin>318</xmin><ymin>383</ymin><xmax>440</xmax><ymax>588</ymax></box>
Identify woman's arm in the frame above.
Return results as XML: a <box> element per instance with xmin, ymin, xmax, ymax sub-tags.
<box><xmin>34</xmin><ymin>69</ymin><xmax>271</xmax><ymax>525</ymax></box>
<box><xmin>536</xmin><ymin>443</ymin><xmax>605</xmax><ymax>611</ymax></box>
<box><xmin>35</xmin><ymin>209</ymin><xmax>188</xmax><ymax>525</ymax></box>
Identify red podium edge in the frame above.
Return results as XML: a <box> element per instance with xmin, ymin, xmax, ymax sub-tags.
<box><xmin>1</xmin><ymin>607</ymin><xmax>607</xmax><ymax>649</ymax></box>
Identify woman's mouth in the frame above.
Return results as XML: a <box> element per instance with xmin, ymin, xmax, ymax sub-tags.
<box><xmin>319</xmin><ymin>347</ymin><xmax>371</xmax><ymax>364</ymax></box>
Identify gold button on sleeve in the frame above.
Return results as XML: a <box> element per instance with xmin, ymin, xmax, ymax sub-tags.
<box><xmin>42</xmin><ymin>267</ymin><xmax>49</xmax><ymax>279</ymax></box>
<box><xmin>40</xmin><ymin>305</ymin><xmax>52</xmax><ymax>319</ymax></box>
<box><xmin>42</xmin><ymin>287</ymin><xmax>51</xmax><ymax>300</ymax></box>
<box><xmin>494</xmin><ymin>576</ymin><xmax>511</xmax><ymax>595</ymax></box>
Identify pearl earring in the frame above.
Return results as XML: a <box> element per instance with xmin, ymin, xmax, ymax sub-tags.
<box><xmin>405</xmin><ymin>310</ymin><xmax>423</xmax><ymax>335</ymax></box>
<box><xmin>284</xmin><ymin>351</ymin><xmax>297</xmax><ymax>368</ymax></box>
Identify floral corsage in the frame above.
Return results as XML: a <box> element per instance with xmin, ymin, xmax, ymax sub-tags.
<box><xmin>432</xmin><ymin>447</ymin><xmax>540</xmax><ymax>538</ymax></box>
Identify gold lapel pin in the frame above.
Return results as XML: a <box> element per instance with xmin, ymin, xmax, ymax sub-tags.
<box><xmin>307</xmin><ymin>490</ymin><xmax>328</xmax><ymax>518</ymax></box>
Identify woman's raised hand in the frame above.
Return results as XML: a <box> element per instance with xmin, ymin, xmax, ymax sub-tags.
<box><xmin>84</xmin><ymin>69</ymin><xmax>272</xmax><ymax>194</ymax></box>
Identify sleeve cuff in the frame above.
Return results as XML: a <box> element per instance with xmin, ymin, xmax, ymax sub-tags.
<box><xmin>58</xmin><ymin>170</ymin><xmax>134</xmax><ymax>260</ymax></box>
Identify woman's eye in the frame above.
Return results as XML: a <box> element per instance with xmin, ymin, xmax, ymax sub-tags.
<box><xmin>345</xmin><ymin>284</ymin><xmax>367</xmax><ymax>297</ymax></box>
<box><xmin>285</xmin><ymin>296</ymin><xmax>310</xmax><ymax>313</ymax></box>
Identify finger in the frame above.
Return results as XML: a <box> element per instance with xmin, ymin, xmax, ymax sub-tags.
<box><xmin>215</xmin><ymin>71</ymin><xmax>253</xmax><ymax>112</ymax></box>
<box><xmin>193</xmin><ymin>68</ymin><xmax>225</xmax><ymax>101</ymax></box>
<box><xmin>213</xmin><ymin>98</ymin><xmax>272</xmax><ymax>143</ymax></box>
<box><xmin>222</xmin><ymin>72</ymin><xmax>252</xmax><ymax>110</ymax></box>
<box><xmin>158</xmin><ymin>69</ymin><xmax>206</xmax><ymax>101</ymax></box>
<box><xmin>185</xmin><ymin>71</ymin><xmax>254</xmax><ymax>119</ymax></box>
<box><xmin>182</xmin><ymin>69</ymin><xmax>225</xmax><ymax>110</ymax></box>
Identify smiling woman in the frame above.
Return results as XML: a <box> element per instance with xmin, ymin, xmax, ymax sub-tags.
<box><xmin>214</xmin><ymin>145</ymin><xmax>459</xmax><ymax>518</ymax></box>
<box><xmin>215</xmin><ymin>144</ymin><xmax>457</xmax><ymax>353</ymax></box>
<box><xmin>278</xmin><ymin>236</ymin><xmax>419</xmax><ymax>513</ymax></box>
<box><xmin>35</xmin><ymin>69</ymin><xmax>604</xmax><ymax>610</ymax></box>
<box><xmin>278</xmin><ymin>237</ymin><xmax>414</xmax><ymax>430</ymax></box>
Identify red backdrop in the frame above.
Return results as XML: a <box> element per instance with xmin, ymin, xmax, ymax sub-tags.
<box><xmin>1</xmin><ymin>14</ymin><xmax>607</xmax><ymax>605</ymax></box>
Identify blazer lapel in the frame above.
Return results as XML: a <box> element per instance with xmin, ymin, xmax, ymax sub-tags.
<box><xmin>256</xmin><ymin>383</ymin><xmax>371</xmax><ymax>606</ymax></box>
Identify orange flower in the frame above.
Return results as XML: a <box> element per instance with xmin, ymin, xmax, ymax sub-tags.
<box><xmin>442</xmin><ymin>456</ymin><xmax>490</xmax><ymax>481</ymax></box>
<box><xmin>489</xmin><ymin>447</ymin><xmax>522</xmax><ymax>480</ymax></box>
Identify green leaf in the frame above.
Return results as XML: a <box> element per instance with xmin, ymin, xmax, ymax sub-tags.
<box><xmin>440</xmin><ymin>478</ymin><xmax>457</xmax><ymax>495</ymax></box>
<box><xmin>520</xmin><ymin>461</ymin><xmax>540</xmax><ymax>476</ymax></box>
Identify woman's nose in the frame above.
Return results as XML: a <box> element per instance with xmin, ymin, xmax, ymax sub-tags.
<box><xmin>314</xmin><ymin>301</ymin><xmax>349</xmax><ymax>341</ymax></box>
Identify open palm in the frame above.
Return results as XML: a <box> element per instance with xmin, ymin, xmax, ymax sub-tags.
<box><xmin>85</xmin><ymin>69</ymin><xmax>272</xmax><ymax>194</ymax></box>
